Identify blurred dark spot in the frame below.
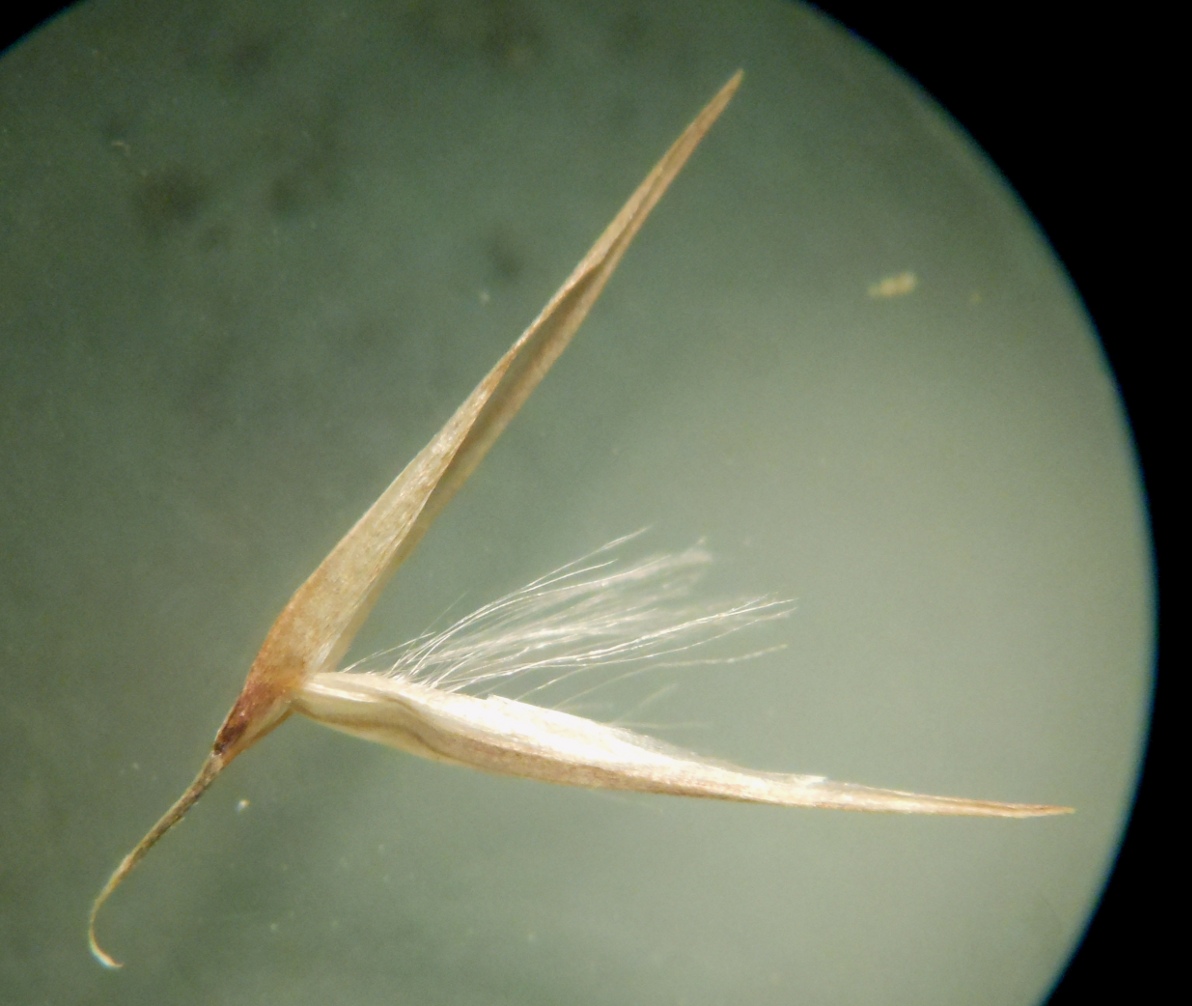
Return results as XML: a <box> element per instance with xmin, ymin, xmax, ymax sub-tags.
<box><xmin>197</xmin><ymin>221</ymin><xmax>233</xmax><ymax>252</ymax></box>
<box><xmin>266</xmin><ymin>101</ymin><xmax>344</xmax><ymax>218</ymax></box>
<box><xmin>404</xmin><ymin>0</ymin><xmax>544</xmax><ymax>72</ymax></box>
<box><xmin>133</xmin><ymin>165</ymin><xmax>209</xmax><ymax>238</ymax></box>
<box><xmin>179</xmin><ymin>322</ymin><xmax>247</xmax><ymax>434</ymax></box>
<box><xmin>486</xmin><ymin>227</ymin><xmax>526</xmax><ymax>285</ymax></box>
<box><xmin>223</xmin><ymin>34</ymin><xmax>275</xmax><ymax>89</ymax></box>
<box><xmin>268</xmin><ymin>172</ymin><xmax>309</xmax><ymax>217</ymax></box>
<box><xmin>101</xmin><ymin>113</ymin><xmax>130</xmax><ymax>147</ymax></box>
<box><xmin>608</xmin><ymin>9</ymin><xmax>652</xmax><ymax>61</ymax></box>
<box><xmin>479</xmin><ymin>0</ymin><xmax>542</xmax><ymax>70</ymax></box>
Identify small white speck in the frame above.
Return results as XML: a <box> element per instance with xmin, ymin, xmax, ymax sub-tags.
<box><xmin>867</xmin><ymin>271</ymin><xmax>918</xmax><ymax>298</ymax></box>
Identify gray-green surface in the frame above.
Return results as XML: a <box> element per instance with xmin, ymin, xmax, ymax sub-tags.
<box><xmin>1</xmin><ymin>2</ymin><xmax>1150</xmax><ymax>1003</ymax></box>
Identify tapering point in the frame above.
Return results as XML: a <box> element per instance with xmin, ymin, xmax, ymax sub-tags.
<box><xmin>89</xmin><ymin>920</ymin><xmax>123</xmax><ymax>969</ymax></box>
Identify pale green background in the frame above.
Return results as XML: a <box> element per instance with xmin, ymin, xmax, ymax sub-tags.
<box><xmin>0</xmin><ymin>1</ymin><xmax>1149</xmax><ymax>1003</ymax></box>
